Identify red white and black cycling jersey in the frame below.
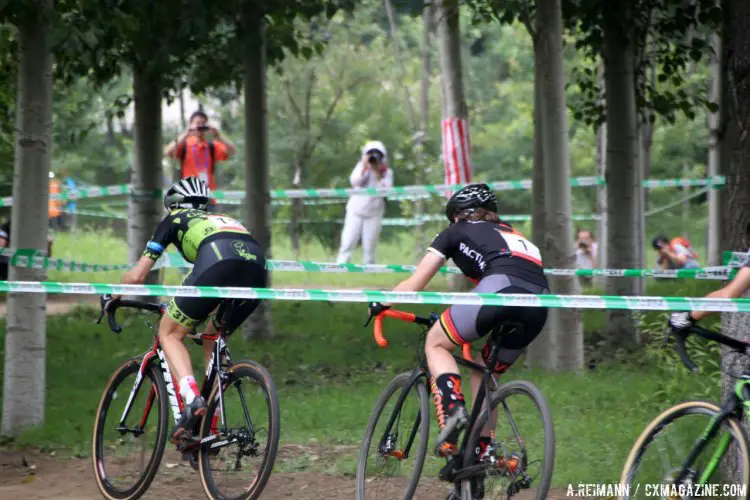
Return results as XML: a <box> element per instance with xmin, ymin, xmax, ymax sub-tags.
<box><xmin>427</xmin><ymin>220</ymin><xmax>548</xmax><ymax>289</ymax></box>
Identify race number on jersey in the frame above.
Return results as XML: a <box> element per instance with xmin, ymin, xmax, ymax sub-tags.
<box><xmin>208</xmin><ymin>215</ymin><xmax>245</xmax><ymax>232</ymax></box>
<box><xmin>502</xmin><ymin>231</ymin><xmax>542</xmax><ymax>266</ymax></box>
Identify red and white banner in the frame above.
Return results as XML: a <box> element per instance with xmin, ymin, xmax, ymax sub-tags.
<box><xmin>442</xmin><ymin>117</ymin><xmax>472</xmax><ymax>189</ymax></box>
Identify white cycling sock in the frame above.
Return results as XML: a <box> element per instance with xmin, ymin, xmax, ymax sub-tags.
<box><xmin>179</xmin><ymin>376</ymin><xmax>198</xmax><ymax>405</ymax></box>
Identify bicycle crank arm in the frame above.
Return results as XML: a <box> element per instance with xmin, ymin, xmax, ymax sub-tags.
<box><xmin>200</xmin><ymin>434</ymin><xmax>240</xmax><ymax>450</ymax></box>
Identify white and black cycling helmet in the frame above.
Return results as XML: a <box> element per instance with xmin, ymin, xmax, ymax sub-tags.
<box><xmin>445</xmin><ymin>183</ymin><xmax>498</xmax><ymax>222</ymax></box>
<box><xmin>164</xmin><ymin>176</ymin><xmax>211</xmax><ymax>211</ymax></box>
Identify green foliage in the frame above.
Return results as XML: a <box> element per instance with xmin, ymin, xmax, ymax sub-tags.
<box><xmin>0</xmin><ymin>23</ymin><xmax>15</xmax><ymax>189</ymax></box>
<box><xmin>641</xmin><ymin>314</ymin><xmax>722</xmax><ymax>401</ymax></box>
<box><xmin>565</xmin><ymin>0</ymin><xmax>722</xmax><ymax>127</ymax></box>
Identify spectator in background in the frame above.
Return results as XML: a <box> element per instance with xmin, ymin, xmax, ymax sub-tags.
<box><xmin>574</xmin><ymin>228</ymin><xmax>598</xmax><ymax>287</ymax></box>
<box><xmin>164</xmin><ymin>110</ymin><xmax>236</xmax><ymax>212</ymax></box>
<box><xmin>336</xmin><ymin>140</ymin><xmax>393</xmax><ymax>265</ymax></box>
<box><xmin>0</xmin><ymin>220</ymin><xmax>8</xmax><ymax>280</ymax></box>
<box><xmin>48</xmin><ymin>172</ymin><xmax>63</xmax><ymax>230</ymax></box>
<box><xmin>61</xmin><ymin>168</ymin><xmax>78</xmax><ymax>231</ymax></box>
<box><xmin>653</xmin><ymin>234</ymin><xmax>700</xmax><ymax>269</ymax></box>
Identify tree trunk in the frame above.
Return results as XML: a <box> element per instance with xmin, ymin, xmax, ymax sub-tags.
<box><xmin>127</xmin><ymin>66</ymin><xmax>163</xmax><ymax>295</ymax></box>
<box><xmin>2</xmin><ymin>0</ymin><xmax>53</xmax><ymax>435</ymax></box>
<box><xmin>436</xmin><ymin>0</ymin><xmax>472</xmax><ymax>291</ymax></box>
<box><xmin>526</xmin><ymin>41</ymin><xmax>556</xmax><ymax>370</ymax></box>
<box><xmin>602</xmin><ymin>1</ymin><xmax>639</xmax><ymax>347</ymax></box>
<box><xmin>242</xmin><ymin>3</ymin><xmax>273</xmax><ymax>340</ymax></box>
<box><xmin>290</xmin><ymin>164</ymin><xmax>301</xmax><ymax>259</ymax></box>
<box><xmin>179</xmin><ymin>87</ymin><xmax>187</xmax><ymax>131</ymax></box>
<box><xmin>535</xmin><ymin>0</ymin><xmax>582</xmax><ymax>372</ymax></box>
<box><xmin>596</xmin><ymin>121</ymin><xmax>608</xmax><ymax>272</ymax></box>
<box><xmin>720</xmin><ymin>2</ymin><xmax>750</xmax><ymax>485</ymax></box>
<box><xmin>415</xmin><ymin>1</ymin><xmax>434</xmax><ymax>257</ymax></box>
<box><xmin>707</xmin><ymin>33</ymin><xmax>723</xmax><ymax>266</ymax></box>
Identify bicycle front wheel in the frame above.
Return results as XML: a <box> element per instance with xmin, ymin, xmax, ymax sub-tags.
<box><xmin>198</xmin><ymin>360</ymin><xmax>280</xmax><ymax>500</ymax></box>
<box><xmin>460</xmin><ymin>380</ymin><xmax>555</xmax><ymax>500</ymax></box>
<box><xmin>92</xmin><ymin>358</ymin><xmax>169</xmax><ymax>500</ymax></box>
<box><xmin>620</xmin><ymin>400</ymin><xmax>750</xmax><ymax>500</ymax></box>
<box><xmin>356</xmin><ymin>371</ymin><xmax>431</xmax><ymax>500</ymax></box>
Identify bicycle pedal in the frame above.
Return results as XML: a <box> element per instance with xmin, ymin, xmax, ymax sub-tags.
<box><xmin>438</xmin><ymin>456</ymin><xmax>462</xmax><ymax>482</ymax></box>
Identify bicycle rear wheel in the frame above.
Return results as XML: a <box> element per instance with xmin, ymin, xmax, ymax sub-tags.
<box><xmin>620</xmin><ymin>400</ymin><xmax>750</xmax><ymax>500</ymax></box>
<box><xmin>92</xmin><ymin>358</ymin><xmax>169</xmax><ymax>500</ymax></box>
<box><xmin>198</xmin><ymin>360</ymin><xmax>280</xmax><ymax>500</ymax></box>
<box><xmin>460</xmin><ymin>380</ymin><xmax>555</xmax><ymax>500</ymax></box>
<box><xmin>356</xmin><ymin>371</ymin><xmax>431</xmax><ymax>500</ymax></box>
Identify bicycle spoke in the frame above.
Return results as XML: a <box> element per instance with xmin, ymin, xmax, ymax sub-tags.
<box><xmin>621</xmin><ymin>403</ymin><xmax>750</xmax><ymax>499</ymax></box>
<box><xmin>199</xmin><ymin>362</ymin><xmax>279</xmax><ymax>500</ymax></box>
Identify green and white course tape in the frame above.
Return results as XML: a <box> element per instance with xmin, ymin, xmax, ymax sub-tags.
<box><xmin>1</xmin><ymin>280</ymin><xmax>749</xmax><ymax>312</ymax></box>
<box><xmin>0</xmin><ymin>248</ymin><xmax>736</xmax><ymax>280</ymax></box>
<box><xmin>0</xmin><ymin>176</ymin><xmax>726</xmax><ymax>207</ymax></box>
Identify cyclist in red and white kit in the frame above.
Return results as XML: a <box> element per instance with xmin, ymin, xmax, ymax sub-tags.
<box><xmin>369</xmin><ymin>184</ymin><xmax>550</xmax><ymax>457</ymax></box>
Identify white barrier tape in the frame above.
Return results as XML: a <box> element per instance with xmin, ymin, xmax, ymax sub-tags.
<box><xmin>1</xmin><ymin>281</ymin><xmax>749</xmax><ymax>311</ymax></box>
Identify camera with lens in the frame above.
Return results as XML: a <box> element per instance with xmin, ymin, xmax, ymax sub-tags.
<box><xmin>196</xmin><ymin>125</ymin><xmax>210</xmax><ymax>132</ymax></box>
<box><xmin>366</xmin><ymin>149</ymin><xmax>384</xmax><ymax>165</ymax></box>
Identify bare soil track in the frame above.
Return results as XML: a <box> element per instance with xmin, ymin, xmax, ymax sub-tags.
<box><xmin>0</xmin><ymin>447</ymin><xmax>581</xmax><ymax>499</ymax></box>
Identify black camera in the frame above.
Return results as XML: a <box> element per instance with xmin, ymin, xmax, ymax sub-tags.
<box><xmin>366</xmin><ymin>149</ymin><xmax>383</xmax><ymax>164</ymax></box>
<box><xmin>196</xmin><ymin>125</ymin><xmax>210</xmax><ymax>132</ymax></box>
<box><xmin>578</xmin><ymin>242</ymin><xmax>588</xmax><ymax>249</ymax></box>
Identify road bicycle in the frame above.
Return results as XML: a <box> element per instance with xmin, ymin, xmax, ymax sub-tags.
<box><xmin>91</xmin><ymin>297</ymin><xmax>280</xmax><ymax>500</ymax></box>
<box><xmin>620</xmin><ymin>325</ymin><xmax>750</xmax><ymax>499</ymax></box>
<box><xmin>356</xmin><ymin>308</ymin><xmax>555</xmax><ymax>500</ymax></box>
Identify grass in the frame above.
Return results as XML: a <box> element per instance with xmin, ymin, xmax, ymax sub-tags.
<box><xmin>45</xmin><ymin>216</ymin><xmax>723</xmax><ymax>292</ymax></box>
<box><xmin>0</xmin><ymin>296</ymin><xmax>724</xmax><ymax>485</ymax></box>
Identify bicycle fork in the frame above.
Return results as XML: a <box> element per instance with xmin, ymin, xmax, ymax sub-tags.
<box><xmin>379</xmin><ymin>370</ymin><xmax>425</xmax><ymax>460</ymax></box>
<box><xmin>675</xmin><ymin>397</ymin><xmax>743</xmax><ymax>485</ymax></box>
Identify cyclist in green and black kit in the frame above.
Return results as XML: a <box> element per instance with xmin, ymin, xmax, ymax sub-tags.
<box><xmin>103</xmin><ymin>176</ymin><xmax>267</xmax><ymax>443</ymax></box>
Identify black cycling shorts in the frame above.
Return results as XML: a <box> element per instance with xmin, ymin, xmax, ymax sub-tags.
<box><xmin>438</xmin><ymin>274</ymin><xmax>548</xmax><ymax>366</ymax></box>
<box><xmin>167</xmin><ymin>237</ymin><xmax>267</xmax><ymax>333</ymax></box>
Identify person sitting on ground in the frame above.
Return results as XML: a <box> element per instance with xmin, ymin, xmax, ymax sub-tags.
<box><xmin>368</xmin><ymin>184</ymin><xmax>550</xmax><ymax>469</ymax></box>
<box><xmin>103</xmin><ymin>176</ymin><xmax>267</xmax><ymax>444</ymax></box>
<box><xmin>653</xmin><ymin>234</ymin><xmax>700</xmax><ymax>270</ymax></box>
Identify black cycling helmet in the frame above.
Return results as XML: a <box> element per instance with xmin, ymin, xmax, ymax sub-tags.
<box><xmin>445</xmin><ymin>183</ymin><xmax>498</xmax><ymax>222</ymax></box>
<box><xmin>164</xmin><ymin>176</ymin><xmax>211</xmax><ymax>211</ymax></box>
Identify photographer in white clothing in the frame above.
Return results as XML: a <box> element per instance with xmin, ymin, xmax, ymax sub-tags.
<box><xmin>336</xmin><ymin>141</ymin><xmax>393</xmax><ymax>265</ymax></box>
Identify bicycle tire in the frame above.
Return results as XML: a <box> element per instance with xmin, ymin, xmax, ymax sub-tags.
<box><xmin>356</xmin><ymin>371</ymin><xmax>431</xmax><ymax>500</ymax></box>
<box><xmin>460</xmin><ymin>380</ymin><xmax>555</xmax><ymax>500</ymax></box>
<box><xmin>92</xmin><ymin>358</ymin><xmax>169</xmax><ymax>500</ymax></box>
<box><xmin>619</xmin><ymin>400</ymin><xmax>750</xmax><ymax>500</ymax></box>
<box><xmin>198</xmin><ymin>360</ymin><xmax>280</xmax><ymax>500</ymax></box>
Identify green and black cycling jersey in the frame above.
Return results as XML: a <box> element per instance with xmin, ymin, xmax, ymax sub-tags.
<box><xmin>143</xmin><ymin>209</ymin><xmax>256</xmax><ymax>263</ymax></box>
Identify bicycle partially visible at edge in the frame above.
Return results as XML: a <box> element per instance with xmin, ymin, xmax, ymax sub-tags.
<box><xmin>91</xmin><ymin>297</ymin><xmax>280</xmax><ymax>500</ymax></box>
<box><xmin>620</xmin><ymin>325</ymin><xmax>750</xmax><ymax>499</ymax></box>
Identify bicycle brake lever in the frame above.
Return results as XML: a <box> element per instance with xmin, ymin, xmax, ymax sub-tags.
<box><xmin>363</xmin><ymin>313</ymin><xmax>374</xmax><ymax>328</ymax></box>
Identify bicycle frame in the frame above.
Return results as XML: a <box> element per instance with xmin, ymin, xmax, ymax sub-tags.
<box><xmin>673</xmin><ymin>374</ymin><xmax>750</xmax><ymax>485</ymax></box>
<box><xmin>117</xmin><ymin>333</ymin><xmax>232</xmax><ymax>431</ymax></box>
<box><xmin>376</xmin><ymin>323</ymin><xmax>516</xmax><ymax>481</ymax></box>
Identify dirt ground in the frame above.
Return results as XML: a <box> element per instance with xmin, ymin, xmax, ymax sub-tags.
<box><xmin>0</xmin><ymin>446</ymin><xmax>582</xmax><ymax>499</ymax></box>
<box><xmin>0</xmin><ymin>294</ymin><xmax>100</xmax><ymax>318</ymax></box>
